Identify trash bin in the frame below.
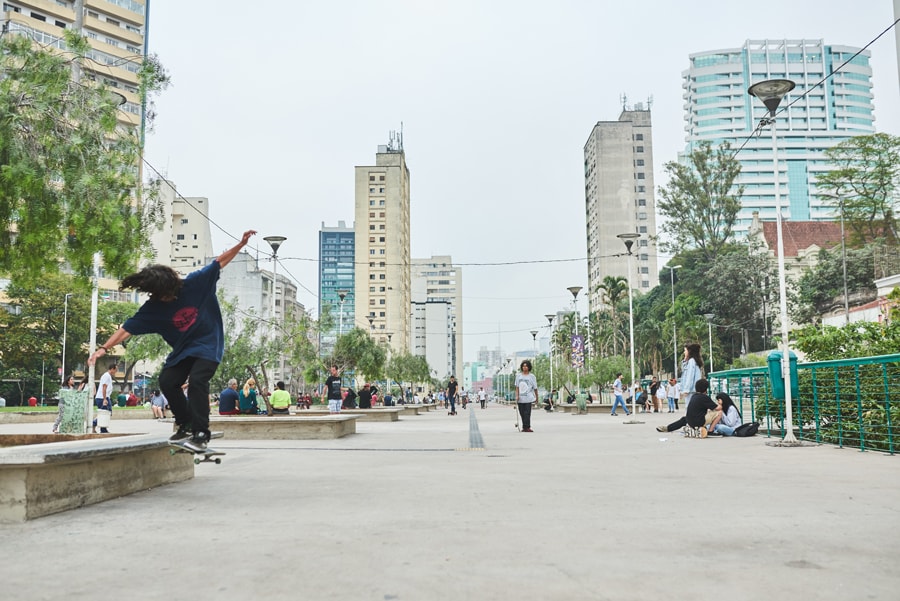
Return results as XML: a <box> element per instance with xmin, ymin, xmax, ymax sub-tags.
<box><xmin>768</xmin><ymin>350</ymin><xmax>799</xmax><ymax>400</ymax></box>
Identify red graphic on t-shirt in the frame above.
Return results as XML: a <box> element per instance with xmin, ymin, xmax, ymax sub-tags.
<box><xmin>172</xmin><ymin>307</ymin><xmax>198</xmax><ymax>332</ymax></box>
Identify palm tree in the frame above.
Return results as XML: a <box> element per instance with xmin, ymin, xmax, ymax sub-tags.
<box><xmin>596</xmin><ymin>276</ymin><xmax>628</xmax><ymax>354</ymax></box>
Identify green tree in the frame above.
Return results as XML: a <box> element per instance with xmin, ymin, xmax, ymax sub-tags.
<box><xmin>657</xmin><ymin>141</ymin><xmax>744</xmax><ymax>262</ymax></box>
<box><xmin>595</xmin><ymin>275</ymin><xmax>627</xmax><ymax>355</ymax></box>
<box><xmin>213</xmin><ymin>295</ymin><xmax>276</xmax><ymax>395</ymax></box>
<box><xmin>818</xmin><ymin>133</ymin><xmax>900</xmax><ymax>244</ymax></box>
<box><xmin>0</xmin><ymin>32</ymin><xmax>169</xmax><ymax>280</ymax></box>
<box><xmin>332</xmin><ymin>328</ymin><xmax>386</xmax><ymax>386</ymax></box>
<box><xmin>792</xmin><ymin>245</ymin><xmax>876</xmax><ymax>325</ymax></box>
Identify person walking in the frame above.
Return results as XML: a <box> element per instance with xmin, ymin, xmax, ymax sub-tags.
<box><xmin>478</xmin><ymin>387</ymin><xmax>487</xmax><ymax>409</ymax></box>
<box><xmin>88</xmin><ymin>230</ymin><xmax>257</xmax><ymax>452</ymax></box>
<box><xmin>515</xmin><ymin>360</ymin><xmax>538</xmax><ymax>432</ymax></box>
<box><xmin>679</xmin><ymin>343</ymin><xmax>704</xmax><ymax>412</ymax></box>
<box><xmin>446</xmin><ymin>376</ymin><xmax>458</xmax><ymax>415</ymax></box>
<box><xmin>610</xmin><ymin>373</ymin><xmax>631</xmax><ymax>416</ymax></box>
<box><xmin>322</xmin><ymin>365</ymin><xmax>343</xmax><ymax>414</ymax></box>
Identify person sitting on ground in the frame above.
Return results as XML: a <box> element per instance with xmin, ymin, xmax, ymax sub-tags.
<box><xmin>239</xmin><ymin>378</ymin><xmax>259</xmax><ymax>414</ymax></box>
<box><xmin>270</xmin><ymin>381</ymin><xmax>291</xmax><ymax>414</ymax></box>
<box><xmin>708</xmin><ymin>392</ymin><xmax>742</xmax><ymax>436</ymax></box>
<box><xmin>656</xmin><ymin>378</ymin><xmax>720</xmax><ymax>437</ymax></box>
<box><xmin>218</xmin><ymin>379</ymin><xmax>240</xmax><ymax>415</ymax></box>
<box><xmin>150</xmin><ymin>389</ymin><xmax>167</xmax><ymax>419</ymax></box>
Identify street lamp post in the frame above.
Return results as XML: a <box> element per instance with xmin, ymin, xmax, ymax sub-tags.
<box><xmin>264</xmin><ymin>235</ymin><xmax>287</xmax><ymax>380</ymax></box>
<box><xmin>749</xmin><ymin>78</ymin><xmax>799</xmax><ymax>445</ymax></box>
<box><xmin>336</xmin><ymin>290</ymin><xmax>349</xmax><ymax>337</ymax></box>
<box><xmin>567</xmin><ymin>286</ymin><xmax>582</xmax><ymax>391</ymax></box>
<box><xmin>617</xmin><ymin>233</ymin><xmax>640</xmax><ymax>421</ymax></box>
<box><xmin>664</xmin><ymin>265</ymin><xmax>682</xmax><ymax>379</ymax></box>
<box><xmin>704</xmin><ymin>313</ymin><xmax>715</xmax><ymax>374</ymax></box>
<box><xmin>530</xmin><ymin>330</ymin><xmax>538</xmax><ymax>359</ymax></box>
<box><xmin>61</xmin><ymin>293</ymin><xmax>73</xmax><ymax>384</ymax></box>
<box><xmin>545</xmin><ymin>314</ymin><xmax>555</xmax><ymax>403</ymax></box>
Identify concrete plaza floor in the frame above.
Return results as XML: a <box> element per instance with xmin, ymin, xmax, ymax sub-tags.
<box><xmin>1</xmin><ymin>403</ymin><xmax>897</xmax><ymax>601</ymax></box>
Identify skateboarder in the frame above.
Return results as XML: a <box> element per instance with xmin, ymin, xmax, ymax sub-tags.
<box><xmin>88</xmin><ymin>229</ymin><xmax>257</xmax><ymax>452</ymax></box>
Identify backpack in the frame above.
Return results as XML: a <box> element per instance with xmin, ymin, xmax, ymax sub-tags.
<box><xmin>733</xmin><ymin>422</ymin><xmax>760</xmax><ymax>437</ymax></box>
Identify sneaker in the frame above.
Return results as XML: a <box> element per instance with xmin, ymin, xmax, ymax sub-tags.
<box><xmin>610</xmin><ymin>413</ymin><xmax>617</xmax><ymax>416</ymax></box>
<box><xmin>656</xmin><ymin>425</ymin><xmax>666</xmax><ymax>432</ymax></box>
<box><xmin>169</xmin><ymin>424</ymin><xmax>192</xmax><ymax>443</ymax></box>
<box><xmin>523</xmin><ymin>427</ymin><xmax>534</xmax><ymax>432</ymax></box>
<box><xmin>182</xmin><ymin>433</ymin><xmax>209</xmax><ymax>453</ymax></box>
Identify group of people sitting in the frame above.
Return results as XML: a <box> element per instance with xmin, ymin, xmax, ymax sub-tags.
<box><xmin>656</xmin><ymin>378</ymin><xmax>742</xmax><ymax>438</ymax></box>
<box><xmin>217</xmin><ymin>378</ymin><xmax>299</xmax><ymax>415</ymax></box>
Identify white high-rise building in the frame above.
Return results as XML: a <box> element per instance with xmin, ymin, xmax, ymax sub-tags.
<box><xmin>682</xmin><ymin>39</ymin><xmax>875</xmax><ymax>236</ymax></box>
<box><xmin>411</xmin><ymin>255</ymin><xmax>463</xmax><ymax>381</ymax></box>
<box><xmin>148</xmin><ymin>179</ymin><xmax>213</xmax><ymax>276</ymax></box>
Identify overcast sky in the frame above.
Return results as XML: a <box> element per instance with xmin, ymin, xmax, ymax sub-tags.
<box><xmin>143</xmin><ymin>1</ymin><xmax>900</xmax><ymax>363</ymax></box>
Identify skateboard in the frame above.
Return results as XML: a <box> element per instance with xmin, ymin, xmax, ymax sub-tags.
<box><xmin>169</xmin><ymin>445</ymin><xmax>226</xmax><ymax>464</ymax></box>
<box><xmin>168</xmin><ymin>431</ymin><xmax>225</xmax><ymax>464</ymax></box>
<box><xmin>514</xmin><ymin>404</ymin><xmax>520</xmax><ymax>431</ymax></box>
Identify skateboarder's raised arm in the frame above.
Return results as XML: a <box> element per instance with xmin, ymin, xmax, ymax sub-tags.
<box><xmin>216</xmin><ymin>230</ymin><xmax>257</xmax><ymax>269</ymax></box>
<box><xmin>87</xmin><ymin>327</ymin><xmax>132</xmax><ymax>366</ymax></box>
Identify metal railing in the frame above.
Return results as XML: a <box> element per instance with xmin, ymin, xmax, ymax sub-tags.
<box><xmin>709</xmin><ymin>353</ymin><xmax>900</xmax><ymax>455</ymax></box>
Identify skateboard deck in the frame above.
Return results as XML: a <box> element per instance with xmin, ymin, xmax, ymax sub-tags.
<box><xmin>167</xmin><ymin>431</ymin><xmax>226</xmax><ymax>464</ymax></box>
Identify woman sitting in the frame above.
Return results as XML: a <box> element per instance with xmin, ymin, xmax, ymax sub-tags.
<box><xmin>708</xmin><ymin>392</ymin><xmax>742</xmax><ymax>436</ymax></box>
<box><xmin>239</xmin><ymin>378</ymin><xmax>259</xmax><ymax>414</ymax></box>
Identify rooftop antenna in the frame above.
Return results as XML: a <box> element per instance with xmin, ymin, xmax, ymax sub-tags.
<box><xmin>646</xmin><ymin>94</ymin><xmax>654</xmax><ymax>111</ymax></box>
<box><xmin>620</xmin><ymin>93</ymin><xmax>628</xmax><ymax>111</ymax></box>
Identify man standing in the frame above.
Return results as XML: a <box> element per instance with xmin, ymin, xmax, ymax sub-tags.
<box><xmin>88</xmin><ymin>230</ymin><xmax>257</xmax><ymax>452</ymax></box>
<box><xmin>478</xmin><ymin>387</ymin><xmax>487</xmax><ymax>409</ymax></box>
<box><xmin>446</xmin><ymin>375</ymin><xmax>458</xmax><ymax>416</ymax></box>
<box><xmin>322</xmin><ymin>365</ymin><xmax>343</xmax><ymax>414</ymax></box>
<box><xmin>94</xmin><ymin>362</ymin><xmax>116</xmax><ymax>433</ymax></box>
<box><xmin>218</xmin><ymin>379</ymin><xmax>240</xmax><ymax>415</ymax></box>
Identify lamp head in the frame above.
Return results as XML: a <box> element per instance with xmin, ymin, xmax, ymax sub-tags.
<box><xmin>567</xmin><ymin>286</ymin><xmax>582</xmax><ymax>300</ymax></box>
<box><xmin>545</xmin><ymin>314</ymin><xmax>555</xmax><ymax>325</ymax></box>
<box><xmin>704</xmin><ymin>313</ymin><xmax>715</xmax><ymax>323</ymax></box>
<box><xmin>530</xmin><ymin>330</ymin><xmax>538</xmax><ymax>339</ymax></box>
<box><xmin>747</xmin><ymin>79</ymin><xmax>795</xmax><ymax>117</ymax></box>
<box><xmin>617</xmin><ymin>232</ymin><xmax>640</xmax><ymax>254</ymax></box>
<box><xmin>263</xmin><ymin>235</ymin><xmax>287</xmax><ymax>254</ymax></box>
<box><xmin>336</xmin><ymin>289</ymin><xmax>348</xmax><ymax>302</ymax></box>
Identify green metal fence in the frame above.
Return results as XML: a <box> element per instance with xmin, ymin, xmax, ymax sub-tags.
<box><xmin>708</xmin><ymin>353</ymin><xmax>900</xmax><ymax>455</ymax></box>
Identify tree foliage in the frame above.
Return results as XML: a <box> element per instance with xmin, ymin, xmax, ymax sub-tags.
<box><xmin>332</xmin><ymin>328</ymin><xmax>386</xmax><ymax>385</ymax></box>
<box><xmin>818</xmin><ymin>133</ymin><xmax>900</xmax><ymax>244</ymax></box>
<box><xmin>0</xmin><ymin>32</ymin><xmax>169</xmax><ymax>280</ymax></box>
<box><xmin>657</xmin><ymin>141</ymin><xmax>744</xmax><ymax>262</ymax></box>
<box><xmin>792</xmin><ymin>245</ymin><xmax>876</xmax><ymax>325</ymax></box>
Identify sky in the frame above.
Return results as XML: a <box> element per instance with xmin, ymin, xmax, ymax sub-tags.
<box><xmin>142</xmin><ymin>0</ymin><xmax>900</xmax><ymax>363</ymax></box>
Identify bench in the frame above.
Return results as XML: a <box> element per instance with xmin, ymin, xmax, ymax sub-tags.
<box><xmin>0</xmin><ymin>434</ymin><xmax>193</xmax><ymax>523</ymax></box>
<box><xmin>0</xmin><ymin>409</ymin><xmax>157</xmax><ymax>424</ymax></box>
<box><xmin>286</xmin><ymin>408</ymin><xmax>404</xmax><ymax>422</ymax></box>
<box><xmin>208</xmin><ymin>415</ymin><xmax>358</xmax><ymax>439</ymax></box>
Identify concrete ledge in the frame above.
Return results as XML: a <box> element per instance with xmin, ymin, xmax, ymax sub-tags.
<box><xmin>0</xmin><ymin>434</ymin><xmax>193</xmax><ymax>523</ymax></box>
<box><xmin>209</xmin><ymin>415</ymin><xmax>358</xmax><ymax>439</ymax></box>
<box><xmin>0</xmin><ymin>409</ymin><xmax>156</xmax><ymax>423</ymax></box>
<box><xmin>287</xmin><ymin>408</ymin><xmax>403</xmax><ymax>421</ymax></box>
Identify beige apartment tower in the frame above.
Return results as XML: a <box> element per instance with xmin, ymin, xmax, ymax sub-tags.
<box><xmin>584</xmin><ymin>107</ymin><xmax>659</xmax><ymax>314</ymax></box>
<box><xmin>354</xmin><ymin>140</ymin><xmax>411</xmax><ymax>353</ymax></box>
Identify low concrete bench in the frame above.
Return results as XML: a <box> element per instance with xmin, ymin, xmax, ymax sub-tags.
<box><xmin>0</xmin><ymin>409</ymin><xmax>156</xmax><ymax>423</ymax></box>
<box><xmin>208</xmin><ymin>415</ymin><xmax>358</xmax><ymax>439</ymax></box>
<box><xmin>0</xmin><ymin>434</ymin><xmax>193</xmax><ymax>523</ymax></box>
<box><xmin>285</xmin><ymin>408</ymin><xmax>403</xmax><ymax>421</ymax></box>
<box><xmin>556</xmin><ymin>403</ymin><xmax>615</xmax><ymax>414</ymax></box>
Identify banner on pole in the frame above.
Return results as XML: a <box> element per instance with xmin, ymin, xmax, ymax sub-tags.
<box><xmin>571</xmin><ymin>335</ymin><xmax>584</xmax><ymax>369</ymax></box>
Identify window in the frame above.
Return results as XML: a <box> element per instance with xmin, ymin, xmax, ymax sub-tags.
<box><xmin>636</xmin><ymin>146</ymin><xmax>644</xmax><ymax>152</ymax></box>
<box><xmin>379</xmin><ymin>237</ymin><xmax>385</xmax><ymax>242</ymax></box>
<box><xmin>639</xmin><ymin>240</ymin><xmax>648</xmax><ymax>247</ymax></box>
<box><xmin>379</xmin><ymin>200</ymin><xmax>385</xmax><ymax>206</ymax></box>
<box><xmin>638</xmin><ymin>199</ymin><xmax>646</xmax><ymax>206</ymax></box>
<box><xmin>31</xmin><ymin>12</ymin><xmax>46</xmax><ymax>22</ymax></box>
<box><xmin>379</xmin><ymin>287</ymin><xmax>385</xmax><ymax>292</ymax></box>
<box><xmin>106</xmin><ymin>17</ymin><xmax>119</xmax><ymax>26</ymax></box>
<box><xmin>379</xmin><ymin>212</ymin><xmax>385</xmax><ymax>217</ymax></box>
<box><xmin>379</xmin><ymin>299</ymin><xmax>385</xmax><ymax>305</ymax></box>
<box><xmin>369</xmin><ymin>274</ymin><xmax>375</xmax><ymax>280</ymax></box>
<box><xmin>369</xmin><ymin>249</ymin><xmax>375</xmax><ymax>255</ymax></box>
<box><xmin>379</xmin><ymin>262</ymin><xmax>385</xmax><ymax>267</ymax></box>
<box><xmin>369</xmin><ymin>200</ymin><xmax>374</xmax><ymax>206</ymax></box>
<box><xmin>639</xmin><ymin>226</ymin><xmax>647</xmax><ymax>234</ymax></box>
<box><xmin>379</xmin><ymin>249</ymin><xmax>385</xmax><ymax>254</ymax></box>
<box><xmin>379</xmin><ymin>274</ymin><xmax>386</xmax><ymax>280</ymax></box>
<box><xmin>635</xmin><ymin>133</ymin><xmax>644</xmax><ymax>141</ymax></box>
<box><xmin>379</xmin><ymin>225</ymin><xmax>385</xmax><ymax>230</ymax></box>
<box><xmin>369</xmin><ymin>225</ymin><xmax>375</xmax><ymax>230</ymax></box>
<box><xmin>638</xmin><ymin>212</ymin><xmax>647</xmax><ymax>220</ymax></box>
<box><xmin>369</xmin><ymin>187</ymin><xmax>376</xmax><ymax>193</ymax></box>
<box><xmin>370</xmin><ymin>300</ymin><xmax>375</xmax><ymax>305</ymax></box>
<box><xmin>379</xmin><ymin>176</ymin><xmax>385</xmax><ymax>181</ymax></box>
<box><xmin>639</xmin><ymin>253</ymin><xmax>648</xmax><ymax>260</ymax></box>
<box><xmin>642</xmin><ymin>281</ymin><xmax>650</xmax><ymax>288</ymax></box>
<box><xmin>635</xmin><ymin>159</ymin><xmax>644</xmax><ymax>166</ymax></box>
<box><xmin>379</xmin><ymin>188</ymin><xmax>384</xmax><ymax>193</ymax></box>
<box><xmin>55</xmin><ymin>20</ymin><xmax>66</xmax><ymax>28</ymax></box>
<box><xmin>637</xmin><ymin>185</ymin><xmax>646</xmax><ymax>193</ymax></box>
<box><xmin>176</xmin><ymin>234</ymin><xmax>184</xmax><ymax>240</ymax></box>
<box><xmin>369</xmin><ymin>237</ymin><xmax>375</xmax><ymax>243</ymax></box>
<box><xmin>193</xmin><ymin>234</ymin><xmax>198</xmax><ymax>240</ymax></box>
<box><xmin>640</xmin><ymin>267</ymin><xmax>649</xmax><ymax>274</ymax></box>
<box><xmin>379</xmin><ymin>311</ymin><xmax>385</xmax><ymax>317</ymax></box>
<box><xmin>369</xmin><ymin>175</ymin><xmax>375</xmax><ymax>181</ymax></box>
<box><xmin>369</xmin><ymin>212</ymin><xmax>375</xmax><ymax>217</ymax></box>
<box><xmin>181</xmin><ymin>218</ymin><xmax>188</xmax><ymax>224</ymax></box>
<box><xmin>636</xmin><ymin>173</ymin><xmax>645</xmax><ymax>180</ymax></box>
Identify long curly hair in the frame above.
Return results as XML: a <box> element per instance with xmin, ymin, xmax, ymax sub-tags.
<box><xmin>684</xmin><ymin>343</ymin><xmax>704</xmax><ymax>369</ymax></box>
<box><xmin>120</xmin><ymin>264</ymin><xmax>183</xmax><ymax>300</ymax></box>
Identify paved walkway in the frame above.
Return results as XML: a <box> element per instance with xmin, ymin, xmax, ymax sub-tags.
<box><xmin>2</xmin><ymin>404</ymin><xmax>897</xmax><ymax>600</ymax></box>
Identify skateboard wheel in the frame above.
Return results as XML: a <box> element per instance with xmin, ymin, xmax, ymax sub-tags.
<box><xmin>169</xmin><ymin>448</ymin><xmax>176</xmax><ymax>455</ymax></box>
<box><xmin>214</xmin><ymin>458</ymin><xmax>222</xmax><ymax>464</ymax></box>
<box><xmin>193</xmin><ymin>457</ymin><xmax>201</xmax><ymax>465</ymax></box>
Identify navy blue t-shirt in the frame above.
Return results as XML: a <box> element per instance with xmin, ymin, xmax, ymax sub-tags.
<box><xmin>219</xmin><ymin>387</ymin><xmax>239</xmax><ymax>413</ymax></box>
<box><xmin>123</xmin><ymin>261</ymin><xmax>224</xmax><ymax>367</ymax></box>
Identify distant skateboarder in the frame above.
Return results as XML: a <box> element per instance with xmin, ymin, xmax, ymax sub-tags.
<box><xmin>88</xmin><ymin>230</ymin><xmax>257</xmax><ymax>452</ymax></box>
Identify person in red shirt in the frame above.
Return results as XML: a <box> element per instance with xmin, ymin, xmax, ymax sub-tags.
<box><xmin>28</xmin><ymin>396</ymin><xmax>38</xmax><ymax>407</ymax></box>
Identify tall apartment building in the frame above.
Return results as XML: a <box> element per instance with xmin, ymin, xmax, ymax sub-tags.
<box><xmin>682</xmin><ymin>39</ymin><xmax>875</xmax><ymax>235</ymax></box>
<box><xmin>354</xmin><ymin>139</ymin><xmax>411</xmax><ymax>352</ymax></box>
<box><xmin>411</xmin><ymin>256</ymin><xmax>463</xmax><ymax>381</ymax></box>
<box><xmin>2</xmin><ymin>0</ymin><xmax>147</xmax><ymax>130</ymax></box>
<box><xmin>148</xmin><ymin>179</ymin><xmax>214</xmax><ymax>276</ymax></box>
<box><xmin>584</xmin><ymin>107</ymin><xmax>658</xmax><ymax>313</ymax></box>
<box><xmin>318</xmin><ymin>221</ymin><xmax>355</xmax><ymax>357</ymax></box>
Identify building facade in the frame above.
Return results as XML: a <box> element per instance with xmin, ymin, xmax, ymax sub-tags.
<box><xmin>318</xmin><ymin>221</ymin><xmax>355</xmax><ymax>357</ymax></box>
<box><xmin>584</xmin><ymin>107</ymin><xmax>659</xmax><ymax>313</ymax></box>
<box><xmin>411</xmin><ymin>256</ymin><xmax>462</xmax><ymax>381</ymax></box>
<box><xmin>148</xmin><ymin>179</ymin><xmax>214</xmax><ymax>276</ymax></box>
<box><xmin>682</xmin><ymin>39</ymin><xmax>875</xmax><ymax>236</ymax></box>
<box><xmin>354</xmin><ymin>139</ymin><xmax>411</xmax><ymax>352</ymax></box>
<box><xmin>3</xmin><ymin>0</ymin><xmax>148</xmax><ymax>130</ymax></box>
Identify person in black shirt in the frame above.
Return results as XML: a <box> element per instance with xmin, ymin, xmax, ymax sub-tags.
<box><xmin>446</xmin><ymin>376</ymin><xmax>458</xmax><ymax>415</ymax></box>
<box><xmin>656</xmin><ymin>378</ymin><xmax>720</xmax><ymax>437</ymax></box>
<box><xmin>357</xmin><ymin>383</ymin><xmax>377</xmax><ymax>409</ymax></box>
<box><xmin>322</xmin><ymin>365</ymin><xmax>343</xmax><ymax>414</ymax></box>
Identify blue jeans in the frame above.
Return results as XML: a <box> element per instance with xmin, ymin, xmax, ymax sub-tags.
<box><xmin>668</xmin><ymin>397</ymin><xmax>676</xmax><ymax>412</ymax></box>
<box><xmin>712</xmin><ymin>423</ymin><xmax>735</xmax><ymax>436</ymax></box>
<box><xmin>611</xmin><ymin>394</ymin><xmax>629</xmax><ymax>415</ymax></box>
